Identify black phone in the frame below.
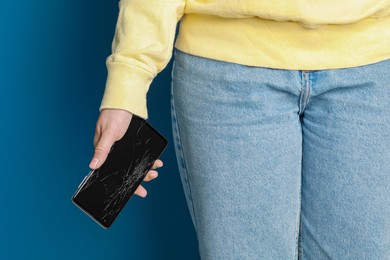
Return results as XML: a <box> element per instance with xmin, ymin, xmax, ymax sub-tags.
<box><xmin>72</xmin><ymin>115</ymin><xmax>168</xmax><ymax>229</ymax></box>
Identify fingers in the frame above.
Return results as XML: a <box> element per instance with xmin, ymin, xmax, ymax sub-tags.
<box><xmin>89</xmin><ymin>129</ymin><xmax>117</xmax><ymax>169</ymax></box>
<box><xmin>135</xmin><ymin>160</ymin><xmax>164</xmax><ymax>198</ymax></box>
<box><xmin>134</xmin><ymin>185</ymin><xmax>147</xmax><ymax>198</ymax></box>
<box><xmin>142</xmin><ymin>159</ymin><xmax>163</xmax><ymax>181</ymax></box>
<box><xmin>151</xmin><ymin>159</ymin><xmax>163</xmax><ymax>169</ymax></box>
<box><xmin>143</xmin><ymin>170</ymin><xmax>158</xmax><ymax>181</ymax></box>
<box><xmin>93</xmin><ymin>125</ymin><xmax>100</xmax><ymax>148</ymax></box>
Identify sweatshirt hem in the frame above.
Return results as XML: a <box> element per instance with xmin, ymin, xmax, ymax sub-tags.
<box><xmin>174</xmin><ymin>13</ymin><xmax>390</xmax><ymax>70</ymax></box>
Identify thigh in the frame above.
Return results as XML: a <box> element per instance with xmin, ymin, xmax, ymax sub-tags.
<box><xmin>170</xmin><ymin>48</ymin><xmax>303</xmax><ymax>259</ymax></box>
<box><xmin>301</xmin><ymin>59</ymin><xmax>390</xmax><ymax>259</ymax></box>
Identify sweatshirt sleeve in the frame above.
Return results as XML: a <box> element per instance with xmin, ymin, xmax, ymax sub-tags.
<box><xmin>99</xmin><ymin>0</ymin><xmax>186</xmax><ymax>120</ymax></box>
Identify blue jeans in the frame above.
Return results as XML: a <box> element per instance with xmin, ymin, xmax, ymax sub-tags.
<box><xmin>170</xmin><ymin>47</ymin><xmax>390</xmax><ymax>259</ymax></box>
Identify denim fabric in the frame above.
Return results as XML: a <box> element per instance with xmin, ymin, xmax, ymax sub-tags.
<box><xmin>170</xmin><ymin>47</ymin><xmax>390</xmax><ymax>260</ymax></box>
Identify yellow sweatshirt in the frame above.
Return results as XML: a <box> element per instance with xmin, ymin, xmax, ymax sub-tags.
<box><xmin>99</xmin><ymin>0</ymin><xmax>390</xmax><ymax>120</ymax></box>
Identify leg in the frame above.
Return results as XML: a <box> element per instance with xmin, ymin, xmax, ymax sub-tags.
<box><xmin>170</xmin><ymin>48</ymin><xmax>303</xmax><ymax>259</ymax></box>
<box><xmin>300</xmin><ymin>59</ymin><xmax>390</xmax><ymax>259</ymax></box>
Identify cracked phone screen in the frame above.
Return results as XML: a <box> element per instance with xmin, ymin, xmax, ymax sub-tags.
<box><xmin>72</xmin><ymin>115</ymin><xmax>168</xmax><ymax>229</ymax></box>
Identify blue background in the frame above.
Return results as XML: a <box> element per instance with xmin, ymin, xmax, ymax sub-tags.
<box><xmin>0</xmin><ymin>0</ymin><xmax>200</xmax><ymax>259</ymax></box>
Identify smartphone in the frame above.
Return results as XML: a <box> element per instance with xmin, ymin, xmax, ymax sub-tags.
<box><xmin>72</xmin><ymin>115</ymin><xmax>168</xmax><ymax>229</ymax></box>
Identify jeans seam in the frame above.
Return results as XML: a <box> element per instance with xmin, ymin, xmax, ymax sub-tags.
<box><xmin>294</xmin><ymin>179</ymin><xmax>302</xmax><ymax>260</ymax></box>
<box><xmin>299</xmin><ymin>71</ymin><xmax>311</xmax><ymax>116</ymax></box>
<box><xmin>299</xmin><ymin>212</ymin><xmax>303</xmax><ymax>260</ymax></box>
<box><xmin>298</xmin><ymin>125</ymin><xmax>304</xmax><ymax>260</ymax></box>
<box><xmin>170</xmin><ymin>61</ymin><xmax>200</xmax><ymax>234</ymax></box>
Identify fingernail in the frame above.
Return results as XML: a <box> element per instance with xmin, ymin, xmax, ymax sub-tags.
<box><xmin>90</xmin><ymin>158</ymin><xmax>99</xmax><ymax>168</ymax></box>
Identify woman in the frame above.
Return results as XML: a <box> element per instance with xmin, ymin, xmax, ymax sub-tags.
<box><xmin>89</xmin><ymin>0</ymin><xmax>390</xmax><ymax>259</ymax></box>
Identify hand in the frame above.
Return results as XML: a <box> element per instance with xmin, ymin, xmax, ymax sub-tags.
<box><xmin>89</xmin><ymin>108</ymin><xmax>163</xmax><ymax>198</ymax></box>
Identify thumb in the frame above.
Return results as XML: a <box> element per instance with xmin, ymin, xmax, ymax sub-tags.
<box><xmin>89</xmin><ymin>131</ymin><xmax>116</xmax><ymax>169</ymax></box>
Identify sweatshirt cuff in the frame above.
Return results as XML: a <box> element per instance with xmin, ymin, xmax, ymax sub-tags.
<box><xmin>99</xmin><ymin>61</ymin><xmax>155</xmax><ymax>120</ymax></box>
